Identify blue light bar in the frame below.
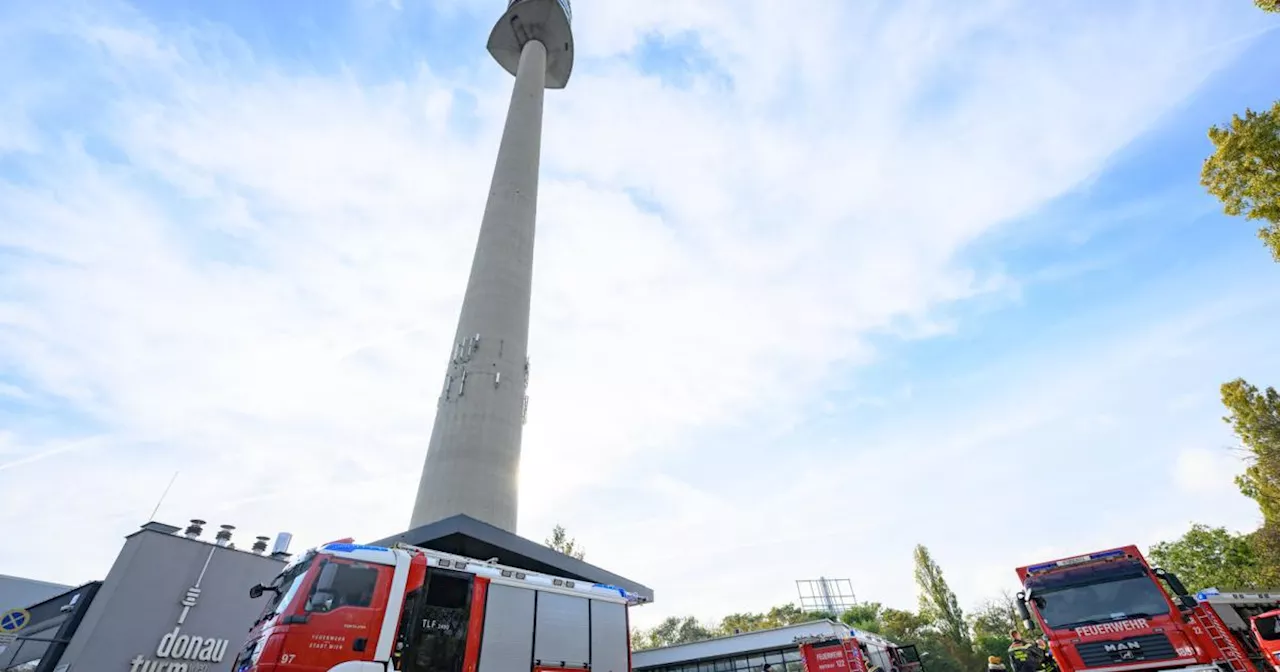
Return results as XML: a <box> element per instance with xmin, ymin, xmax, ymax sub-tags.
<box><xmin>593</xmin><ymin>583</ymin><xmax>628</xmax><ymax>598</ymax></box>
<box><xmin>1197</xmin><ymin>588</ymin><xmax>1221</xmax><ymax>601</ymax></box>
<box><xmin>323</xmin><ymin>543</ymin><xmax>390</xmax><ymax>553</ymax></box>
<box><xmin>1027</xmin><ymin>549</ymin><xmax>1128</xmax><ymax>575</ymax></box>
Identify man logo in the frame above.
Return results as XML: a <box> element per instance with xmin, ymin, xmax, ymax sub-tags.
<box><xmin>1103</xmin><ymin>642</ymin><xmax>1142</xmax><ymax>653</ymax></box>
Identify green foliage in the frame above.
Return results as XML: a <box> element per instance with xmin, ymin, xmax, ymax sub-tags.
<box><xmin>1222</xmin><ymin>379</ymin><xmax>1280</xmax><ymax>520</ymax></box>
<box><xmin>1200</xmin><ymin>102</ymin><xmax>1280</xmax><ymax>261</ymax></box>
<box><xmin>1249</xmin><ymin>524</ymin><xmax>1280</xmax><ymax>587</ymax></box>
<box><xmin>1145</xmin><ymin>379</ymin><xmax>1280</xmax><ymax>596</ymax></box>
<box><xmin>973</xmin><ymin>633</ymin><xmax>1012</xmax><ymax>667</ymax></box>
<box><xmin>720</xmin><ymin>604</ymin><xmax>825</xmax><ymax>634</ymax></box>
<box><xmin>840</xmin><ymin>602</ymin><xmax>885</xmax><ymax>633</ymax></box>
<box><xmin>632</xmin><ymin>616</ymin><xmax>717</xmax><ymax>650</ymax></box>
<box><xmin>1148</xmin><ymin>524</ymin><xmax>1263</xmax><ymax>593</ymax></box>
<box><xmin>914</xmin><ymin>544</ymin><xmax>975</xmax><ymax>670</ymax></box>
<box><xmin>1257</xmin><ymin>0</ymin><xmax>1278</xmax><ymax>12</ymax></box>
<box><xmin>545</xmin><ymin>524</ymin><xmax>585</xmax><ymax>560</ymax></box>
<box><xmin>633</xmin><ymin>603</ymin><xmax>840</xmax><ymax>649</ymax></box>
<box><xmin>969</xmin><ymin>593</ymin><xmax>1029</xmax><ymax>662</ymax></box>
<box><xmin>878</xmin><ymin>608</ymin><xmax>931</xmax><ymax>642</ymax></box>
<box><xmin>1220</xmin><ymin>378</ymin><xmax>1280</xmax><ymax>584</ymax></box>
<box><xmin>969</xmin><ymin>594</ymin><xmax>1020</xmax><ymax>641</ymax></box>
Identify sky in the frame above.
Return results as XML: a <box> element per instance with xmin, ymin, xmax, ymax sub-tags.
<box><xmin>1</xmin><ymin>0</ymin><xmax>1279</xmax><ymax>631</ymax></box>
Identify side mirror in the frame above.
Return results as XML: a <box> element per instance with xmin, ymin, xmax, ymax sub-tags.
<box><xmin>249</xmin><ymin>583</ymin><xmax>280</xmax><ymax>600</ymax></box>
<box><xmin>1016</xmin><ymin>591</ymin><xmax>1035</xmax><ymax>630</ymax></box>
<box><xmin>1175</xmin><ymin>595</ymin><xmax>1197</xmax><ymax>611</ymax></box>
<box><xmin>1154</xmin><ymin>568</ymin><xmax>1190</xmax><ymax>597</ymax></box>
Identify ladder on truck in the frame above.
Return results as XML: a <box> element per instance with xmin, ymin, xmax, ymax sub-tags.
<box><xmin>1192</xmin><ymin>603</ymin><xmax>1255</xmax><ymax>672</ymax></box>
<box><xmin>843</xmin><ymin>638</ymin><xmax>869</xmax><ymax>672</ymax></box>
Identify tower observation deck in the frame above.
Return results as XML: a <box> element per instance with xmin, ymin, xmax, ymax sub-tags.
<box><xmin>489</xmin><ymin>0</ymin><xmax>575</xmax><ymax>89</ymax></box>
<box><xmin>409</xmin><ymin>0</ymin><xmax>575</xmax><ymax>533</ymax></box>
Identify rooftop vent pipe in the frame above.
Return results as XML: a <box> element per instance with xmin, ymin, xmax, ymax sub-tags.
<box><xmin>215</xmin><ymin>524</ymin><xmax>235</xmax><ymax>547</ymax></box>
<box><xmin>252</xmin><ymin>536</ymin><xmax>270</xmax><ymax>554</ymax></box>
<box><xmin>184</xmin><ymin>519</ymin><xmax>206</xmax><ymax>539</ymax></box>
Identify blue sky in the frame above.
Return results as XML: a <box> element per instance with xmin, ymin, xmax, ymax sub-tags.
<box><xmin>2</xmin><ymin>0</ymin><xmax>1280</xmax><ymax>628</ymax></box>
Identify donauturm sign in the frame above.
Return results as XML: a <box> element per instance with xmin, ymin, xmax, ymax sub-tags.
<box><xmin>48</xmin><ymin>519</ymin><xmax>285</xmax><ymax>672</ymax></box>
<box><xmin>129</xmin><ymin>552</ymin><xmax>231</xmax><ymax>672</ymax></box>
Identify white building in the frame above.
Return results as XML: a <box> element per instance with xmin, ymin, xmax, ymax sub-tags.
<box><xmin>632</xmin><ymin>620</ymin><xmax>919</xmax><ymax>672</ymax></box>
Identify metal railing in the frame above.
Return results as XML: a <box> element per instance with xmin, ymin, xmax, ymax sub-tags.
<box><xmin>507</xmin><ymin>0</ymin><xmax>572</xmax><ymax>24</ymax></box>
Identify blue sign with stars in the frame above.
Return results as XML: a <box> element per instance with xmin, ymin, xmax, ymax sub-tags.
<box><xmin>0</xmin><ymin>609</ymin><xmax>30</xmax><ymax>632</ymax></box>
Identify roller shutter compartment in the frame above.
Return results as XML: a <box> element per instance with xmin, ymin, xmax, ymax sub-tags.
<box><xmin>478</xmin><ymin>584</ymin><xmax>535</xmax><ymax>672</ymax></box>
<box><xmin>533</xmin><ymin>591</ymin><xmax>590</xmax><ymax>667</ymax></box>
<box><xmin>590</xmin><ymin>599</ymin><xmax>630</xmax><ymax>672</ymax></box>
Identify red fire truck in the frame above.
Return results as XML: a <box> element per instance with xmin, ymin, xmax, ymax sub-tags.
<box><xmin>1249</xmin><ymin>606</ymin><xmax>1280</xmax><ymax>670</ymax></box>
<box><xmin>1014</xmin><ymin>546</ymin><xmax>1280</xmax><ymax>672</ymax></box>
<box><xmin>796</xmin><ymin>631</ymin><xmax>923</xmax><ymax>672</ymax></box>
<box><xmin>231</xmin><ymin>539</ymin><xmax>644</xmax><ymax>672</ymax></box>
<box><xmin>1192</xmin><ymin>590</ymin><xmax>1280</xmax><ymax>672</ymax></box>
<box><xmin>798</xmin><ymin>634</ymin><xmax>870</xmax><ymax>672</ymax></box>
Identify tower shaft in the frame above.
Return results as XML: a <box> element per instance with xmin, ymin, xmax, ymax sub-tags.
<box><xmin>410</xmin><ymin>39</ymin><xmax>548</xmax><ymax>532</ymax></box>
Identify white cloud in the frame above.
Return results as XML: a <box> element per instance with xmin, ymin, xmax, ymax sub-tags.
<box><xmin>1174</xmin><ymin>446</ymin><xmax>1245</xmax><ymax>496</ymax></box>
<box><xmin>0</xmin><ymin>0</ymin><xmax>1274</xmax><ymax>630</ymax></box>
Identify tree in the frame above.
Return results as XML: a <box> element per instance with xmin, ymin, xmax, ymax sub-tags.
<box><xmin>1148</xmin><ymin>524</ymin><xmax>1262</xmax><ymax>593</ymax></box>
<box><xmin>545</xmin><ymin>524</ymin><xmax>585</xmax><ymax>560</ymax></box>
<box><xmin>913</xmin><ymin>544</ymin><xmax>974</xmax><ymax>661</ymax></box>
<box><xmin>969</xmin><ymin>593</ymin><xmax>1020</xmax><ymax>640</ymax></box>
<box><xmin>840</xmin><ymin>602</ymin><xmax>885</xmax><ymax>633</ymax></box>
<box><xmin>878</xmin><ymin>607</ymin><xmax>931</xmax><ymax>643</ymax></box>
<box><xmin>1222</xmin><ymin>379</ymin><xmax>1280</xmax><ymax>519</ymax></box>
<box><xmin>968</xmin><ymin>592</ymin><xmax>1027</xmax><ymax>662</ymax></box>
<box><xmin>1257</xmin><ymin>0</ymin><xmax>1277</xmax><ymax>12</ymax></box>
<box><xmin>633</xmin><ymin>616</ymin><xmax>716</xmax><ymax>650</ymax></box>
<box><xmin>1200</xmin><ymin>101</ymin><xmax>1280</xmax><ymax>261</ymax></box>
<box><xmin>1220</xmin><ymin>379</ymin><xmax>1280</xmax><ymax>586</ymax></box>
<box><xmin>719</xmin><ymin>603</ymin><xmax>831</xmax><ymax>634</ymax></box>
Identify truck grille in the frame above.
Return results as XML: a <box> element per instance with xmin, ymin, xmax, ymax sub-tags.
<box><xmin>1077</xmin><ymin>634</ymin><xmax>1178</xmax><ymax>667</ymax></box>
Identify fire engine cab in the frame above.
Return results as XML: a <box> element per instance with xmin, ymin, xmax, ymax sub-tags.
<box><xmin>1015</xmin><ymin>546</ymin><xmax>1280</xmax><ymax>672</ymax></box>
<box><xmin>232</xmin><ymin>539</ymin><xmax>644</xmax><ymax>672</ymax></box>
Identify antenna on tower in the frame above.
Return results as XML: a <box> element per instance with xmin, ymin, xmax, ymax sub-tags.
<box><xmin>149</xmin><ymin>471</ymin><xmax>180</xmax><ymax>521</ymax></box>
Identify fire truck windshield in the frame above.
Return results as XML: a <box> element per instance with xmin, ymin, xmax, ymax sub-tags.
<box><xmin>258</xmin><ymin>553</ymin><xmax>313</xmax><ymax>622</ymax></box>
<box><xmin>1034</xmin><ymin>575</ymin><xmax>1170</xmax><ymax>630</ymax></box>
<box><xmin>1255</xmin><ymin>615</ymin><xmax>1280</xmax><ymax>641</ymax></box>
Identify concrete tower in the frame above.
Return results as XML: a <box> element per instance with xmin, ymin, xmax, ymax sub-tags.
<box><xmin>409</xmin><ymin>0</ymin><xmax>574</xmax><ymax>533</ymax></box>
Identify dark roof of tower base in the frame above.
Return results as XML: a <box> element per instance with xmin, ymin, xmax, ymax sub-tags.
<box><xmin>370</xmin><ymin>514</ymin><xmax>654</xmax><ymax>603</ymax></box>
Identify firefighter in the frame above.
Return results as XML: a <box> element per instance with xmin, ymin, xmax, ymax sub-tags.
<box><xmin>988</xmin><ymin>655</ymin><xmax>1007</xmax><ymax>672</ymax></box>
<box><xmin>1036</xmin><ymin>638</ymin><xmax>1058</xmax><ymax>672</ymax></box>
<box><xmin>1007</xmin><ymin>630</ymin><xmax>1043</xmax><ymax>672</ymax></box>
